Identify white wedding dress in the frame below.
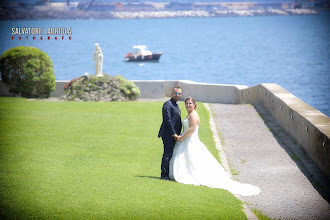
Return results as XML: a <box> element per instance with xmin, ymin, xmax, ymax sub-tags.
<box><xmin>169</xmin><ymin>118</ymin><xmax>261</xmax><ymax>196</ymax></box>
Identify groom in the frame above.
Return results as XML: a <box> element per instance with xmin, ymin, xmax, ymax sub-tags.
<box><xmin>158</xmin><ymin>86</ymin><xmax>183</xmax><ymax>180</ymax></box>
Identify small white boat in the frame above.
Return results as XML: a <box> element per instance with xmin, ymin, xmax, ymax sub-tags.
<box><xmin>125</xmin><ymin>45</ymin><xmax>162</xmax><ymax>62</ymax></box>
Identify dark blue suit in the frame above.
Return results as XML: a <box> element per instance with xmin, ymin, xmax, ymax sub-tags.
<box><xmin>158</xmin><ymin>98</ymin><xmax>182</xmax><ymax>178</ymax></box>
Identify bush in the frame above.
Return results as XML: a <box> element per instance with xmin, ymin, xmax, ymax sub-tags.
<box><xmin>115</xmin><ymin>75</ymin><xmax>140</xmax><ymax>100</ymax></box>
<box><xmin>0</xmin><ymin>46</ymin><xmax>55</xmax><ymax>98</ymax></box>
<box><xmin>62</xmin><ymin>75</ymin><xmax>140</xmax><ymax>101</ymax></box>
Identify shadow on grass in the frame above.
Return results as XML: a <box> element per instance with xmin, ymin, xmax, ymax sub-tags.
<box><xmin>135</xmin><ymin>175</ymin><xmax>160</xmax><ymax>180</ymax></box>
<box><xmin>253</xmin><ymin>104</ymin><xmax>330</xmax><ymax>204</ymax></box>
<box><xmin>135</xmin><ymin>175</ymin><xmax>176</xmax><ymax>182</ymax></box>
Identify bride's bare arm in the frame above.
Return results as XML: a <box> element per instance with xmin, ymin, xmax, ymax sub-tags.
<box><xmin>177</xmin><ymin>114</ymin><xmax>199</xmax><ymax>142</ymax></box>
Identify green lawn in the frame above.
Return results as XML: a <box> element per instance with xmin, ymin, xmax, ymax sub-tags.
<box><xmin>0</xmin><ymin>97</ymin><xmax>246</xmax><ymax>219</ymax></box>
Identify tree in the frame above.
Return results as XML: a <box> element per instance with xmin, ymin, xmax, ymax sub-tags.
<box><xmin>0</xmin><ymin>46</ymin><xmax>55</xmax><ymax>98</ymax></box>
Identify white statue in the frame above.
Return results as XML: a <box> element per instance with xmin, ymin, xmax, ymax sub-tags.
<box><xmin>93</xmin><ymin>43</ymin><xmax>103</xmax><ymax>77</ymax></box>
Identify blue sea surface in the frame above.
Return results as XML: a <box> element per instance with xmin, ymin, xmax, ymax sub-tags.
<box><xmin>0</xmin><ymin>13</ymin><xmax>329</xmax><ymax>116</ymax></box>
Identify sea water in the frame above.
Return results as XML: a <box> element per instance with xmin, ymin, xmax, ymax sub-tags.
<box><xmin>0</xmin><ymin>13</ymin><xmax>329</xmax><ymax>116</ymax></box>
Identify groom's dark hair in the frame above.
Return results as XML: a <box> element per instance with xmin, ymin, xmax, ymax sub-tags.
<box><xmin>173</xmin><ymin>86</ymin><xmax>181</xmax><ymax>91</ymax></box>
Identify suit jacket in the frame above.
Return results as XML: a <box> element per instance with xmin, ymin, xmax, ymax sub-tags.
<box><xmin>158</xmin><ymin>98</ymin><xmax>182</xmax><ymax>139</ymax></box>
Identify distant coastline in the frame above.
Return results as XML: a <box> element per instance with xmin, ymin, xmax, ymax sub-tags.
<box><xmin>1</xmin><ymin>0</ymin><xmax>328</xmax><ymax>20</ymax></box>
<box><xmin>0</xmin><ymin>8</ymin><xmax>321</xmax><ymax>20</ymax></box>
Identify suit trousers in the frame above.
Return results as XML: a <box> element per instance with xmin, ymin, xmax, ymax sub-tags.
<box><xmin>161</xmin><ymin>136</ymin><xmax>176</xmax><ymax>178</ymax></box>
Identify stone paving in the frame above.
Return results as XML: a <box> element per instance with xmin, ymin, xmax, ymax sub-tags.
<box><xmin>209</xmin><ymin>103</ymin><xmax>330</xmax><ymax>220</ymax></box>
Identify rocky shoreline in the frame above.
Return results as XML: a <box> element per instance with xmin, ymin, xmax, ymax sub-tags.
<box><xmin>0</xmin><ymin>8</ymin><xmax>319</xmax><ymax>20</ymax></box>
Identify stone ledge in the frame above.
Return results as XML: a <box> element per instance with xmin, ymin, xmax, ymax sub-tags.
<box><xmin>241</xmin><ymin>83</ymin><xmax>330</xmax><ymax>178</ymax></box>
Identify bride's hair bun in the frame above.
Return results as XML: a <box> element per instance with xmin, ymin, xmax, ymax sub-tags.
<box><xmin>185</xmin><ymin>96</ymin><xmax>197</xmax><ymax>109</ymax></box>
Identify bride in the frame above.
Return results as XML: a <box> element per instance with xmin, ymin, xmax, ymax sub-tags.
<box><xmin>169</xmin><ymin>97</ymin><xmax>261</xmax><ymax>196</ymax></box>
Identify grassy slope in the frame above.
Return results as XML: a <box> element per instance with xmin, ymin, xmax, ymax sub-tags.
<box><xmin>0</xmin><ymin>97</ymin><xmax>246</xmax><ymax>219</ymax></box>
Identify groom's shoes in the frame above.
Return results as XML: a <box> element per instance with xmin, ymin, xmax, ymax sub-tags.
<box><xmin>160</xmin><ymin>176</ymin><xmax>170</xmax><ymax>180</ymax></box>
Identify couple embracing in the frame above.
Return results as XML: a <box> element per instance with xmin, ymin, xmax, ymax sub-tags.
<box><xmin>158</xmin><ymin>86</ymin><xmax>261</xmax><ymax>197</ymax></box>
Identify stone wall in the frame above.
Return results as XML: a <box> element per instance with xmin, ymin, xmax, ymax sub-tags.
<box><xmin>51</xmin><ymin>80</ymin><xmax>68</xmax><ymax>97</ymax></box>
<box><xmin>133</xmin><ymin>80</ymin><xmax>247</xmax><ymax>104</ymax></box>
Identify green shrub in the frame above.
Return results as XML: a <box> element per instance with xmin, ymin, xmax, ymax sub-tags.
<box><xmin>115</xmin><ymin>75</ymin><xmax>140</xmax><ymax>100</ymax></box>
<box><xmin>0</xmin><ymin>46</ymin><xmax>55</xmax><ymax>98</ymax></box>
<box><xmin>63</xmin><ymin>75</ymin><xmax>140</xmax><ymax>102</ymax></box>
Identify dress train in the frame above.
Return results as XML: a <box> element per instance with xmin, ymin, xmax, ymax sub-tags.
<box><xmin>169</xmin><ymin>118</ymin><xmax>260</xmax><ymax>196</ymax></box>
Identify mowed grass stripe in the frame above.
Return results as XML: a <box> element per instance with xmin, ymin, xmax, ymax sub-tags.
<box><xmin>0</xmin><ymin>97</ymin><xmax>246</xmax><ymax>219</ymax></box>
